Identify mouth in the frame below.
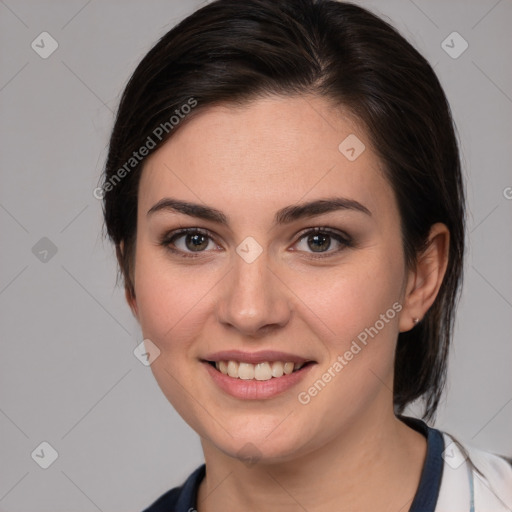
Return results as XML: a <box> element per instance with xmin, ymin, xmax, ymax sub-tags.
<box><xmin>200</xmin><ymin>350</ymin><xmax>317</xmax><ymax>399</ymax></box>
<box><xmin>205</xmin><ymin>360</ymin><xmax>315</xmax><ymax>381</ymax></box>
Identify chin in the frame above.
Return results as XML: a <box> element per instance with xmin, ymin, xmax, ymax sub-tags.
<box><xmin>202</xmin><ymin>417</ymin><xmax>316</xmax><ymax>466</ymax></box>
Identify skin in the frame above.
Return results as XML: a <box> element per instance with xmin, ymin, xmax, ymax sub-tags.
<box><xmin>124</xmin><ymin>95</ymin><xmax>449</xmax><ymax>512</ymax></box>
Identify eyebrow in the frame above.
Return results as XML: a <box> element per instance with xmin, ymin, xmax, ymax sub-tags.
<box><xmin>147</xmin><ymin>197</ymin><xmax>371</xmax><ymax>225</ymax></box>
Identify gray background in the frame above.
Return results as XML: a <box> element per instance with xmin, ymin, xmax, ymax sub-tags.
<box><xmin>0</xmin><ymin>0</ymin><xmax>511</xmax><ymax>511</ymax></box>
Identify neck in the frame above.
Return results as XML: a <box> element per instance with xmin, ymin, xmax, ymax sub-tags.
<box><xmin>197</xmin><ymin>409</ymin><xmax>427</xmax><ymax>512</ymax></box>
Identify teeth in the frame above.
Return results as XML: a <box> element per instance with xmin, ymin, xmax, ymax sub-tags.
<box><xmin>214</xmin><ymin>360</ymin><xmax>306</xmax><ymax>380</ymax></box>
<box><xmin>283</xmin><ymin>362</ymin><xmax>294</xmax><ymax>375</ymax></box>
<box><xmin>238</xmin><ymin>362</ymin><xmax>255</xmax><ymax>380</ymax></box>
<box><xmin>271</xmin><ymin>361</ymin><xmax>284</xmax><ymax>378</ymax></box>
<box><xmin>255</xmin><ymin>362</ymin><xmax>272</xmax><ymax>381</ymax></box>
<box><xmin>227</xmin><ymin>360</ymin><xmax>238</xmax><ymax>378</ymax></box>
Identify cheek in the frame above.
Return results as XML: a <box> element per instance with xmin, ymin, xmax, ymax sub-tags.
<box><xmin>132</xmin><ymin>246</ymin><xmax>220</xmax><ymax>432</ymax></box>
<box><xmin>288</xmin><ymin>249</ymin><xmax>404</xmax><ymax>410</ymax></box>
<box><xmin>133</xmin><ymin>241</ymin><xmax>217</xmax><ymax>348</ymax></box>
<box><xmin>290</xmin><ymin>248</ymin><xmax>404</xmax><ymax>346</ymax></box>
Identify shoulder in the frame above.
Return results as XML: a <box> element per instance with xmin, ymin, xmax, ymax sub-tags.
<box><xmin>436</xmin><ymin>432</ymin><xmax>512</xmax><ymax>512</ymax></box>
<box><xmin>141</xmin><ymin>464</ymin><xmax>206</xmax><ymax>512</ymax></box>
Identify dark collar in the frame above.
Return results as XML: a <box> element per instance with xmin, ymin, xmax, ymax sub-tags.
<box><xmin>399</xmin><ymin>415</ymin><xmax>445</xmax><ymax>512</ymax></box>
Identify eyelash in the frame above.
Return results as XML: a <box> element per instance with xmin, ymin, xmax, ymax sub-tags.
<box><xmin>159</xmin><ymin>227</ymin><xmax>353</xmax><ymax>259</ymax></box>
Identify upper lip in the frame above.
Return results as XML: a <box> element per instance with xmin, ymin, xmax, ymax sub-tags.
<box><xmin>202</xmin><ymin>350</ymin><xmax>315</xmax><ymax>365</ymax></box>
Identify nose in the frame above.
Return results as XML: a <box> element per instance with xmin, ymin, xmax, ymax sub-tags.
<box><xmin>215</xmin><ymin>249</ymin><xmax>291</xmax><ymax>337</ymax></box>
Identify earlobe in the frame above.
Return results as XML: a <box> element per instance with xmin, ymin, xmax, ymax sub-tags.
<box><xmin>399</xmin><ymin>223</ymin><xmax>450</xmax><ymax>332</ymax></box>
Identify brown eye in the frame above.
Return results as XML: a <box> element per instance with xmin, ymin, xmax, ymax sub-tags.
<box><xmin>307</xmin><ymin>233</ymin><xmax>331</xmax><ymax>252</ymax></box>
<box><xmin>161</xmin><ymin>228</ymin><xmax>217</xmax><ymax>257</ymax></box>
<box><xmin>184</xmin><ymin>232</ymin><xmax>209</xmax><ymax>251</ymax></box>
<box><xmin>294</xmin><ymin>227</ymin><xmax>352</xmax><ymax>256</ymax></box>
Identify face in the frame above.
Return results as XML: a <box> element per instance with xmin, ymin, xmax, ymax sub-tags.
<box><xmin>129</xmin><ymin>95</ymin><xmax>410</xmax><ymax>463</ymax></box>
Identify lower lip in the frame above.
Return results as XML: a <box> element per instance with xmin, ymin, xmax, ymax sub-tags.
<box><xmin>202</xmin><ymin>361</ymin><xmax>315</xmax><ymax>400</ymax></box>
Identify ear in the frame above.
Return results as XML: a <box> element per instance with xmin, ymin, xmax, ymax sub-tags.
<box><xmin>399</xmin><ymin>223</ymin><xmax>450</xmax><ymax>332</ymax></box>
<box><xmin>118</xmin><ymin>241</ymin><xmax>139</xmax><ymax>320</ymax></box>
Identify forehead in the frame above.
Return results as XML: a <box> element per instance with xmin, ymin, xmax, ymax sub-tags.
<box><xmin>138</xmin><ymin>95</ymin><xmax>395</xmax><ymax>225</ymax></box>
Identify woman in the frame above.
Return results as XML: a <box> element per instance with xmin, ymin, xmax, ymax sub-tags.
<box><xmin>100</xmin><ymin>1</ymin><xmax>512</xmax><ymax>510</ymax></box>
